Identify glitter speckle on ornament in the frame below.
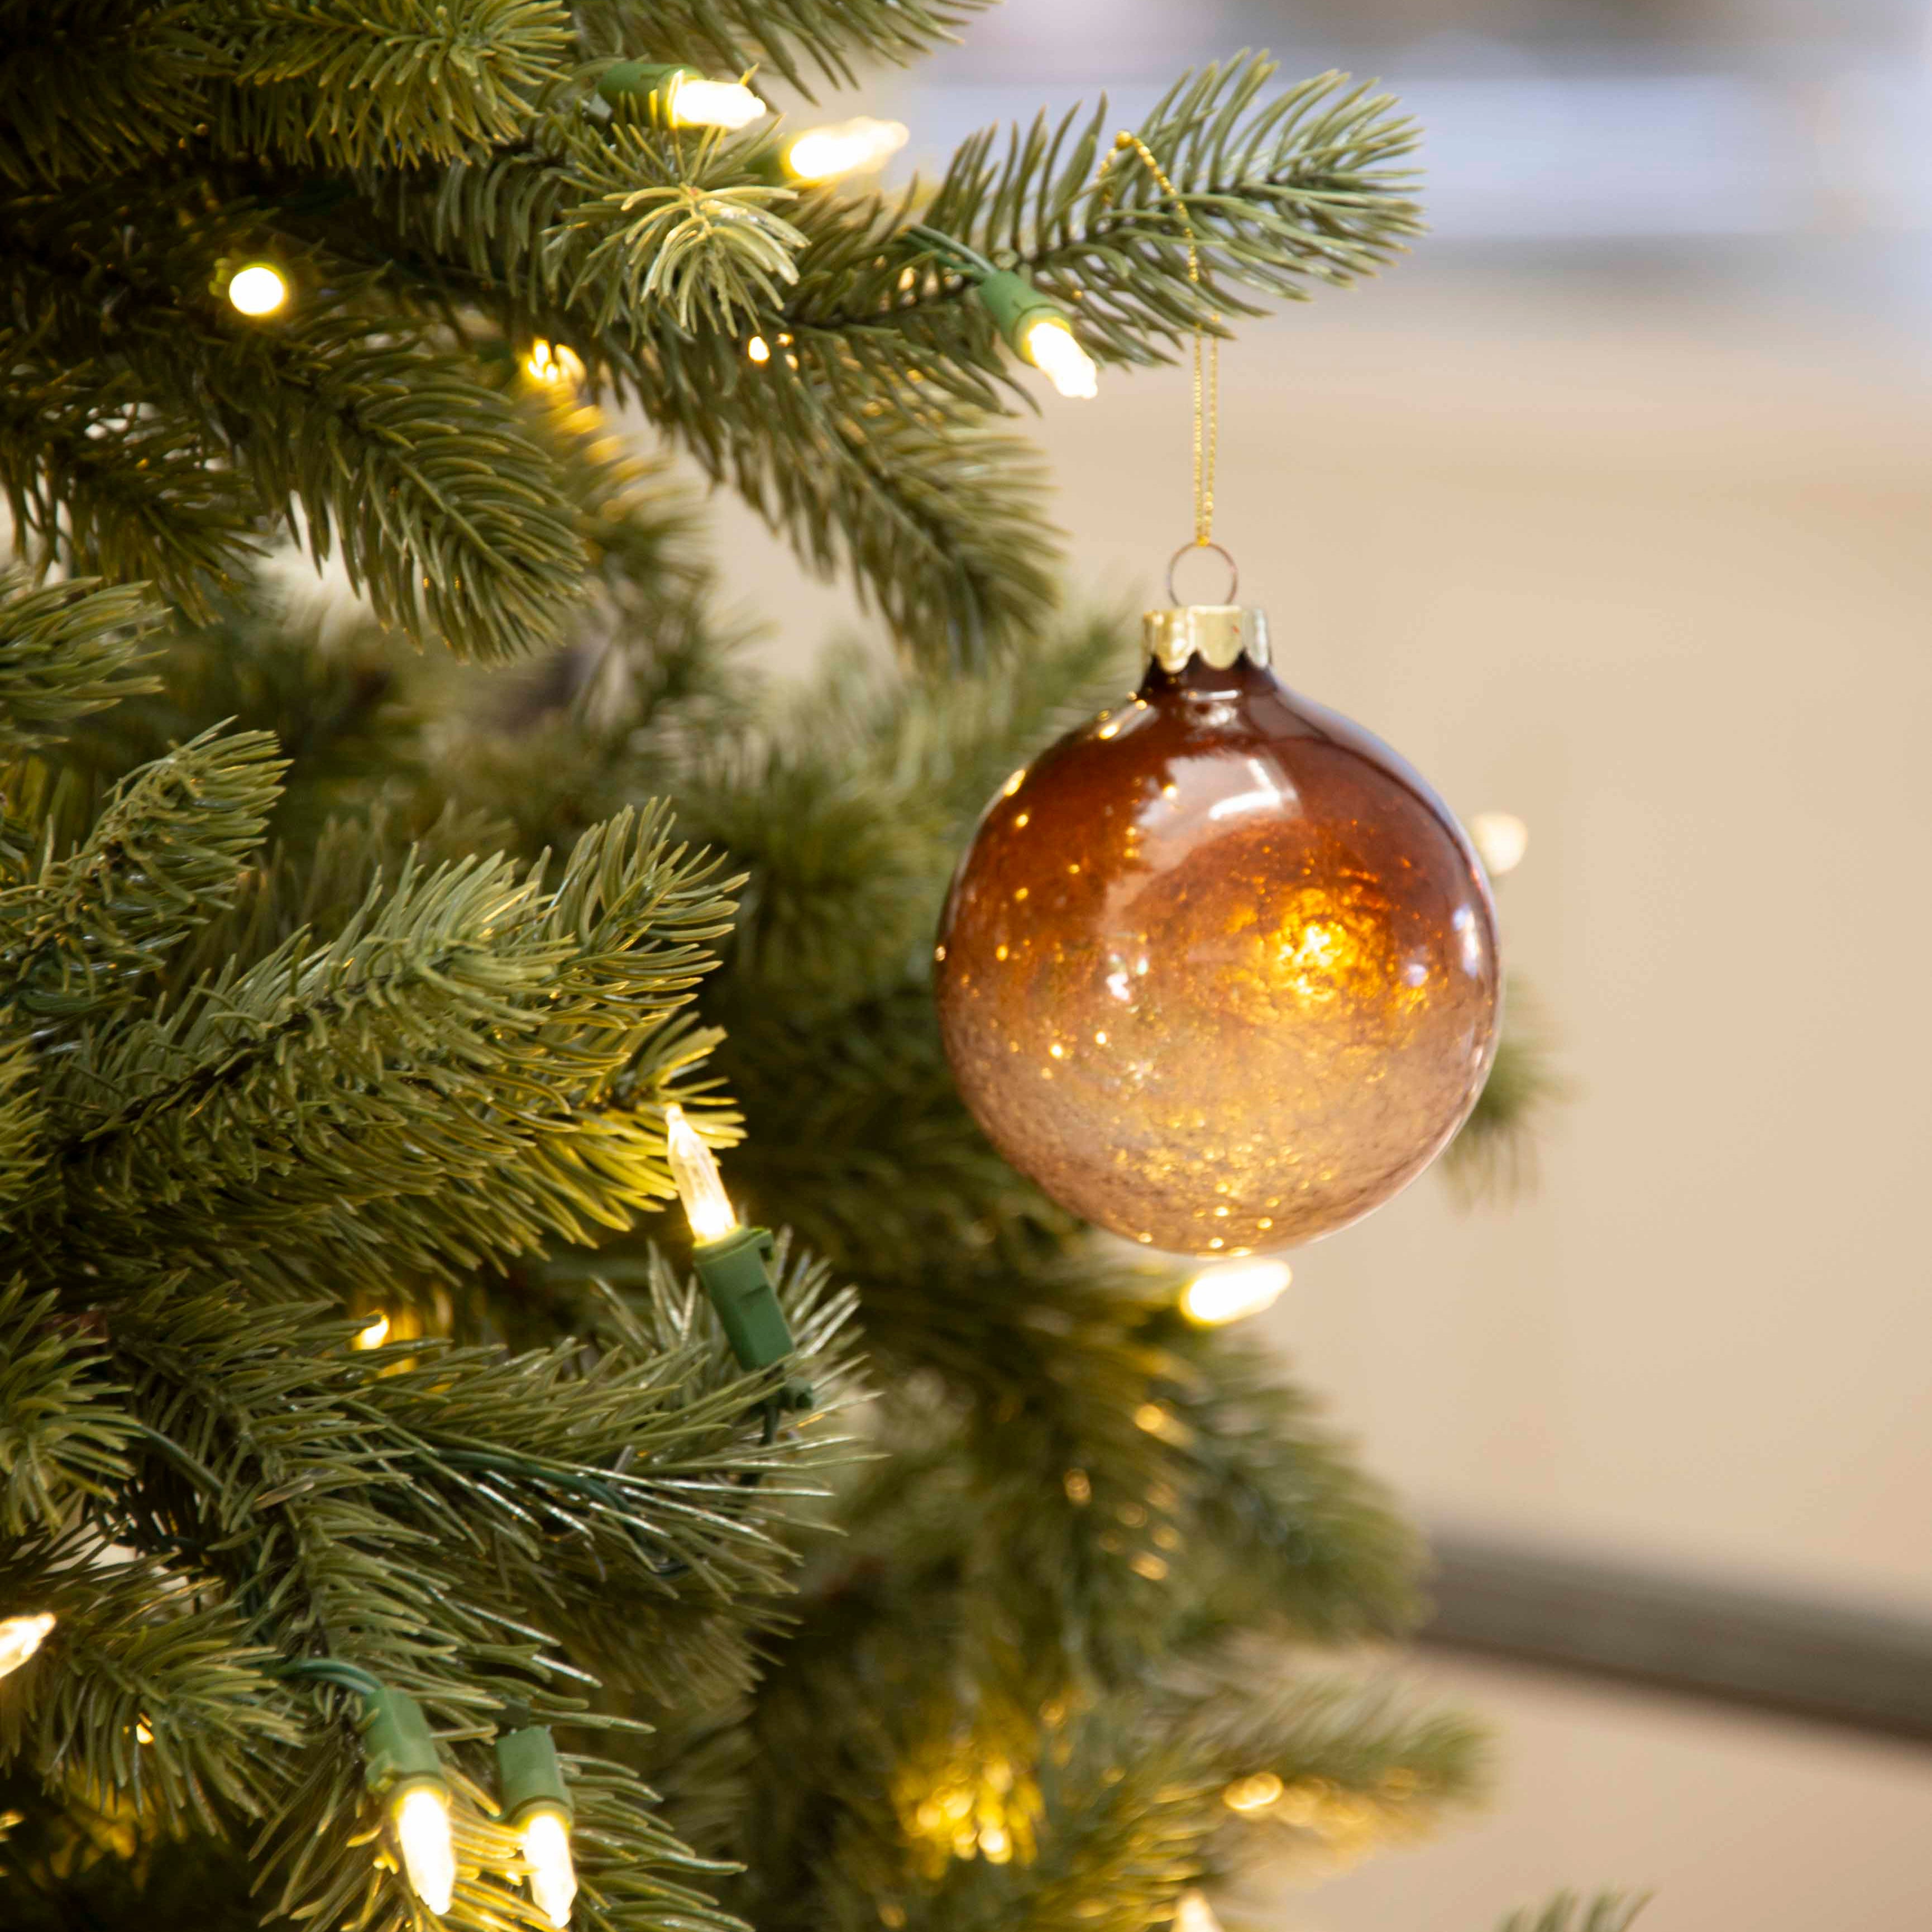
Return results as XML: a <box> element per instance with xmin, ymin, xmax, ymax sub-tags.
<box><xmin>934</xmin><ymin>605</ymin><xmax>1500</xmax><ymax>1254</ymax></box>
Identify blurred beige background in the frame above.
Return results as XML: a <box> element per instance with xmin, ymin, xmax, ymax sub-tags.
<box><xmin>1254</xmin><ymin>1653</ymin><xmax>1932</xmax><ymax>1930</ymax></box>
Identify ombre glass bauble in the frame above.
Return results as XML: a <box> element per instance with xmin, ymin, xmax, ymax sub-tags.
<box><xmin>934</xmin><ymin>610</ymin><xmax>1500</xmax><ymax>1254</ymax></box>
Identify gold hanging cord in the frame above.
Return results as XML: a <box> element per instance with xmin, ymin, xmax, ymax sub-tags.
<box><xmin>1098</xmin><ymin>132</ymin><xmax>1235</xmax><ymax>604</ymax></box>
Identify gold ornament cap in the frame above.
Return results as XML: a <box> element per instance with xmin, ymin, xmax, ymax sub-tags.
<box><xmin>1142</xmin><ymin>604</ymin><xmax>1270</xmax><ymax>673</ymax></box>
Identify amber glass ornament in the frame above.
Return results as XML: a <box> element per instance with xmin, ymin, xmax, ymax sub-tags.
<box><xmin>934</xmin><ymin>605</ymin><xmax>1500</xmax><ymax>1254</ymax></box>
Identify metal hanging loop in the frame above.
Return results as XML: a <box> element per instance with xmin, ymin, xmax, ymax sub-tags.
<box><xmin>1166</xmin><ymin>540</ymin><xmax>1239</xmax><ymax>608</ymax></box>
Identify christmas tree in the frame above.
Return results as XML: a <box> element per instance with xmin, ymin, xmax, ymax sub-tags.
<box><xmin>1</xmin><ymin>7</ymin><xmax>1585</xmax><ymax>1930</ymax></box>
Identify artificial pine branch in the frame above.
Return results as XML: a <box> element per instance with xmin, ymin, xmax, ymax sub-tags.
<box><xmin>0</xmin><ymin>1529</ymin><xmax>307</xmax><ymax>1832</ymax></box>
<box><xmin>0</xmin><ymin>1252</ymin><xmax>865</xmax><ymax>1932</ymax></box>
<box><xmin>554</xmin><ymin>119</ymin><xmax>809</xmax><ymax>333</ymax></box>
<box><xmin>348</xmin><ymin>55</ymin><xmax>1413</xmax><ymax>662</ymax></box>
<box><xmin>0</xmin><ymin>725</ymin><xmax>287</xmax><ymax>1022</ymax></box>
<box><xmin>1443</xmin><ymin>985</ymin><xmax>1568</xmax><ymax>1203</ymax></box>
<box><xmin>1152</xmin><ymin>1322</ymin><xmax>1424</xmax><ymax>1642</ymax></box>
<box><xmin>1</xmin><ymin>39</ymin><xmax>1418</xmax><ymax>664</ymax></box>
<box><xmin>213</xmin><ymin>0</ymin><xmax>572</xmax><ymax>169</ymax></box>
<box><xmin>0</xmin><ymin>1034</ymin><xmax>42</xmax><ymax>1228</ymax></box>
<box><xmin>572</xmin><ymin>0</ymin><xmax>992</xmax><ymax>95</ymax></box>
<box><xmin>0</xmin><ymin>1</ymin><xmax>213</xmax><ymax>188</ymax></box>
<box><xmin>227</xmin><ymin>318</ymin><xmax>590</xmax><ymax>663</ymax></box>
<box><xmin>33</xmin><ymin>814</ymin><xmax>734</xmax><ymax>1284</ymax></box>
<box><xmin>0</xmin><ymin>1281</ymin><xmax>135</xmax><ymax>1532</ymax></box>
<box><xmin>682</xmin><ymin>619</ymin><xmax>1125</xmax><ymax>1012</ymax></box>
<box><xmin>901</xmin><ymin>62</ymin><xmax>1422</xmax><ymax>356</ymax></box>
<box><xmin>0</xmin><ymin>574</ymin><xmax>162</xmax><ymax>758</ymax></box>
<box><xmin>2</xmin><ymin>195</ymin><xmax>587</xmax><ymax>658</ymax></box>
<box><xmin>0</xmin><ymin>338</ymin><xmax>264</xmax><ymax>614</ymax></box>
<box><xmin>1499</xmin><ymin>1896</ymin><xmax>1650</xmax><ymax>1932</ymax></box>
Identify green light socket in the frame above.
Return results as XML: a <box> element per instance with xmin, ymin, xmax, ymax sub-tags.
<box><xmin>693</xmin><ymin>1225</ymin><xmax>795</xmax><ymax>1373</ymax></box>
<box><xmin>355</xmin><ymin>1685</ymin><xmax>442</xmax><ymax>1796</ymax></box>
<box><xmin>597</xmin><ymin>61</ymin><xmax>687</xmax><ymax>106</ymax></box>
<box><xmin>496</xmin><ymin>1725</ymin><xmax>571</xmax><ymax>1824</ymax></box>
<box><xmin>973</xmin><ymin>270</ymin><xmax>1069</xmax><ymax>351</ymax></box>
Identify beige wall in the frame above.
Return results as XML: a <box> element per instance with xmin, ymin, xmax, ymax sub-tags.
<box><xmin>693</xmin><ymin>266</ymin><xmax>1932</xmax><ymax>1612</ymax></box>
<box><xmin>1253</xmin><ymin>1652</ymin><xmax>1932</xmax><ymax>1931</ymax></box>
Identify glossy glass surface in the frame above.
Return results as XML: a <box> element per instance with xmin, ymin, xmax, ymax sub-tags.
<box><xmin>935</xmin><ymin>653</ymin><xmax>1501</xmax><ymax>1254</ymax></box>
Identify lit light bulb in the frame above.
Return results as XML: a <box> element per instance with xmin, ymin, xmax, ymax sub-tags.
<box><xmin>1021</xmin><ymin>316</ymin><xmax>1097</xmax><ymax>399</ymax></box>
<box><xmin>747</xmin><ymin>335</ymin><xmax>771</xmax><ymax>364</ymax></box>
<box><xmin>227</xmin><ymin>263</ymin><xmax>288</xmax><ymax>317</ymax></box>
<box><xmin>0</xmin><ymin>1612</ymin><xmax>55</xmax><ymax>1678</ymax></box>
<box><xmin>1180</xmin><ymin>1258</ymin><xmax>1291</xmax><ymax>1327</ymax></box>
<box><xmin>785</xmin><ymin>117</ymin><xmax>909</xmax><ymax>182</ymax></box>
<box><xmin>1221</xmin><ymin>1771</ymin><xmax>1284</xmax><ymax>1813</ymax></box>
<box><xmin>666</xmin><ymin>75</ymin><xmax>768</xmax><ymax>131</ymax></box>
<box><xmin>524</xmin><ymin>340</ymin><xmax>585</xmax><ymax>388</ymax></box>
<box><xmin>1468</xmin><ymin>810</ymin><xmax>1529</xmax><ymax>878</ymax></box>
<box><xmin>353</xmin><ymin>1312</ymin><xmax>390</xmax><ymax>1349</ymax></box>
<box><xmin>393</xmin><ymin>1783</ymin><xmax>456</xmax><ymax>1915</ymax></box>
<box><xmin>1175</xmin><ymin>1891</ymin><xmax>1225</xmax><ymax>1932</ymax></box>
<box><xmin>663</xmin><ymin>1104</ymin><xmax>739</xmax><ymax>1244</ymax></box>
<box><xmin>519</xmin><ymin>1806</ymin><xmax>577</xmax><ymax>1928</ymax></box>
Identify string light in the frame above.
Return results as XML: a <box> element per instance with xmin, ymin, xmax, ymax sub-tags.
<box><xmin>785</xmin><ymin>117</ymin><xmax>908</xmax><ymax>182</ymax></box>
<box><xmin>1221</xmin><ymin>1770</ymin><xmax>1284</xmax><ymax>1813</ymax></box>
<box><xmin>668</xmin><ymin>76</ymin><xmax>767</xmax><ymax>128</ymax></box>
<box><xmin>747</xmin><ymin>335</ymin><xmax>771</xmax><ymax>364</ymax></box>
<box><xmin>498</xmin><ymin>1725</ymin><xmax>577</xmax><ymax>1929</ymax></box>
<box><xmin>1019</xmin><ymin>316</ymin><xmax>1098</xmax><ymax>399</ymax></box>
<box><xmin>1469</xmin><ymin>811</ymin><xmax>1529</xmax><ymax>878</ymax></box>
<box><xmin>393</xmin><ymin>1783</ymin><xmax>457</xmax><ymax>1915</ymax></box>
<box><xmin>1175</xmin><ymin>1891</ymin><xmax>1225</xmax><ymax>1932</ymax></box>
<box><xmin>353</xmin><ymin>1312</ymin><xmax>390</xmax><ymax>1349</ymax></box>
<box><xmin>597</xmin><ymin>63</ymin><xmax>767</xmax><ymax>130</ymax></box>
<box><xmin>524</xmin><ymin>340</ymin><xmax>585</xmax><ymax>388</ymax></box>
<box><xmin>663</xmin><ymin>1104</ymin><xmax>739</xmax><ymax>1244</ymax></box>
<box><xmin>662</xmin><ymin>1106</ymin><xmax>805</xmax><ymax>1395</ymax></box>
<box><xmin>520</xmin><ymin>1808</ymin><xmax>576</xmax><ymax>1928</ymax></box>
<box><xmin>227</xmin><ymin>262</ymin><xmax>288</xmax><ymax>317</ymax></box>
<box><xmin>1180</xmin><ymin>1257</ymin><xmax>1290</xmax><ymax>1327</ymax></box>
<box><xmin>897</xmin><ymin>1749</ymin><xmax>1041</xmax><ymax>1876</ymax></box>
<box><xmin>903</xmin><ymin>231</ymin><xmax>1099</xmax><ymax>401</ymax></box>
<box><xmin>284</xmin><ymin>1665</ymin><xmax>456</xmax><ymax>1915</ymax></box>
<box><xmin>0</xmin><ymin>1612</ymin><xmax>54</xmax><ymax>1679</ymax></box>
